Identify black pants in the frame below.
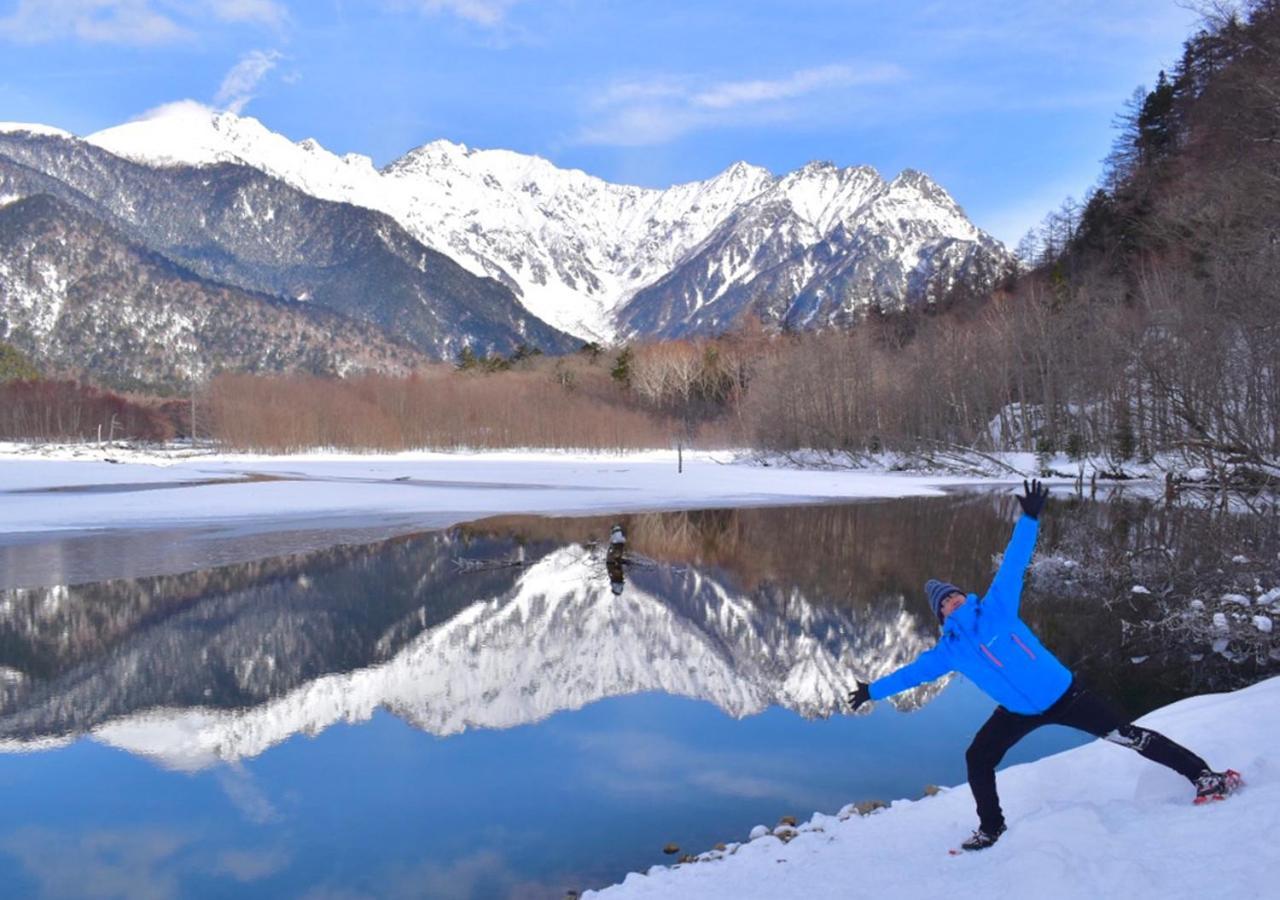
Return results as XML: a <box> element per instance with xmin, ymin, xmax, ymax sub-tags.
<box><xmin>966</xmin><ymin>680</ymin><xmax>1208</xmax><ymax>833</ymax></box>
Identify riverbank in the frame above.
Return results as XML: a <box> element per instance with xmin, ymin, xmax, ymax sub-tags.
<box><xmin>587</xmin><ymin>675</ymin><xmax>1279</xmax><ymax>899</ymax></box>
<box><xmin>0</xmin><ymin>444</ymin><xmax>1017</xmax><ymax>540</ymax></box>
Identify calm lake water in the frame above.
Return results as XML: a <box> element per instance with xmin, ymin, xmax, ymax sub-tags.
<box><xmin>0</xmin><ymin>494</ymin><xmax>1273</xmax><ymax>898</ymax></box>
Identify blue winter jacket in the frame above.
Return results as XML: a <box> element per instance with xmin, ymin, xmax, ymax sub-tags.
<box><xmin>868</xmin><ymin>515</ymin><xmax>1073</xmax><ymax>715</ymax></box>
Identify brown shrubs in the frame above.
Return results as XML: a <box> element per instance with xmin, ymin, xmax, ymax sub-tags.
<box><xmin>0</xmin><ymin>380</ymin><xmax>175</xmax><ymax>442</ymax></box>
<box><xmin>207</xmin><ymin>363</ymin><xmax>681</xmax><ymax>452</ymax></box>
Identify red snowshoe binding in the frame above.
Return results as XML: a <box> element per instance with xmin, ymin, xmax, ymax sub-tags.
<box><xmin>1194</xmin><ymin>769</ymin><xmax>1243</xmax><ymax>804</ymax></box>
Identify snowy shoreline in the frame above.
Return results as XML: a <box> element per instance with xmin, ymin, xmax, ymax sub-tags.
<box><xmin>0</xmin><ymin>443</ymin><xmax>1045</xmax><ymax>541</ymax></box>
<box><xmin>587</xmin><ymin>675</ymin><xmax>1279</xmax><ymax>899</ymax></box>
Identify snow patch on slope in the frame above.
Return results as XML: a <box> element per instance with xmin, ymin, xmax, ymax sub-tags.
<box><xmin>0</xmin><ymin>123</ymin><xmax>73</xmax><ymax>139</ymax></box>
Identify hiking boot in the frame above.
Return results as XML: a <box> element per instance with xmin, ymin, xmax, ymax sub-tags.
<box><xmin>960</xmin><ymin>824</ymin><xmax>1006</xmax><ymax>851</ymax></box>
<box><xmin>1194</xmin><ymin>769</ymin><xmax>1243</xmax><ymax>804</ymax></box>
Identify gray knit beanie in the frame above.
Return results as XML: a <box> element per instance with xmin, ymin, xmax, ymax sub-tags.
<box><xmin>926</xmin><ymin>579</ymin><xmax>964</xmax><ymax>624</ymax></box>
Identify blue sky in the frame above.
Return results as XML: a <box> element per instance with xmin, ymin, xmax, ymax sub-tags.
<box><xmin>0</xmin><ymin>1</ymin><xmax>1202</xmax><ymax>244</ymax></box>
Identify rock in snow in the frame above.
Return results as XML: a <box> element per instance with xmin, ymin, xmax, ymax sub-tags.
<box><xmin>587</xmin><ymin>676</ymin><xmax>1280</xmax><ymax>898</ymax></box>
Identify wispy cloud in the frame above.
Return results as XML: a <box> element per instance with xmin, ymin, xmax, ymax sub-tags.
<box><xmin>214</xmin><ymin>49</ymin><xmax>284</xmax><ymax>114</ymax></box>
<box><xmin>910</xmin><ymin>0</ymin><xmax>1200</xmax><ymax>55</ymax></box>
<box><xmin>0</xmin><ymin>0</ymin><xmax>187</xmax><ymax>45</ymax></box>
<box><xmin>393</xmin><ymin>0</ymin><xmax>524</xmax><ymax>28</ymax></box>
<box><xmin>570</xmin><ymin>728</ymin><xmax>825</xmax><ymax>808</ymax></box>
<box><xmin>214</xmin><ymin>762</ymin><xmax>282</xmax><ymax>824</ymax></box>
<box><xmin>693</xmin><ymin>64</ymin><xmax>893</xmax><ymax>110</ymax></box>
<box><xmin>211</xmin><ymin>847</ymin><xmax>291</xmax><ymax>882</ymax></box>
<box><xmin>0</xmin><ymin>0</ymin><xmax>288</xmax><ymax>45</ymax></box>
<box><xmin>576</xmin><ymin>62</ymin><xmax>905</xmax><ymax>147</ymax></box>
<box><xmin>1</xmin><ymin>826</ymin><xmax>189</xmax><ymax>900</ymax></box>
<box><xmin>208</xmin><ymin>0</ymin><xmax>290</xmax><ymax>29</ymax></box>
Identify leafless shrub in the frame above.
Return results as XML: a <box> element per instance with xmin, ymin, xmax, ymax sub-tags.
<box><xmin>207</xmin><ymin>364</ymin><xmax>682</xmax><ymax>452</ymax></box>
<box><xmin>0</xmin><ymin>380</ymin><xmax>175</xmax><ymax>442</ymax></box>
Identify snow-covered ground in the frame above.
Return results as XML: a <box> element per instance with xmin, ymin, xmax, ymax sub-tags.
<box><xmin>0</xmin><ymin>444</ymin><xmax>1023</xmax><ymax>539</ymax></box>
<box><xmin>589</xmin><ymin>675</ymin><xmax>1279</xmax><ymax>899</ymax></box>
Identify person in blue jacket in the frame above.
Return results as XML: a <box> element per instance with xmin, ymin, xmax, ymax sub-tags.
<box><xmin>846</xmin><ymin>480</ymin><xmax>1240</xmax><ymax>852</ymax></box>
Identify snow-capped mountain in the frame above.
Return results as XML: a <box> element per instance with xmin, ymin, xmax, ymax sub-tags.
<box><xmin>0</xmin><ymin>121</ymin><xmax>579</xmax><ymax>378</ymax></box>
<box><xmin>82</xmin><ymin>103</ymin><xmax>1011</xmax><ymax>342</ymax></box>
<box><xmin>617</xmin><ymin>166</ymin><xmax>1010</xmax><ymax>337</ymax></box>
<box><xmin>0</xmin><ymin>192</ymin><xmax>424</xmax><ymax>385</ymax></box>
<box><xmin>0</xmin><ymin>534</ymin><xmax>943</xmax><ymax>769</ymax></box>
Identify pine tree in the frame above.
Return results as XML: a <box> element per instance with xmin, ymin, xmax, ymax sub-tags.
<box><xmin>511</xmin><ymin>342</ymin><xmax>542</xmax><ymax>362</ymax></box>
<box><xmin>0</xmin><ymin>342</ymin><xmax>39</xmax><ymax>382</ymax></box>
<box><xmin>1137</xmin><ymin>71</ymin><xmax>1177</xmax><ymax>165</ymax></box>
<box><xmin>610</xmin><ymin>346</ymin><xmax>633</xmax><ymax>387</ymax></box>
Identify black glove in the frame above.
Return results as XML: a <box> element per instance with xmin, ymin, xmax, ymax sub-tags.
<box><xmin>1017</xmin><ymin>478</ymin><xmax>1050</xmax><ymax>519</ymax></box>
<box><xmin>847</xmin><ymin>681</ymin><xmax>871</xmax><ymax>712</ymax></box>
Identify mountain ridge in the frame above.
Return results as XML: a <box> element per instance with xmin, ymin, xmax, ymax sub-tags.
<box><xmin>0</xmin><ymin>192</ymin><xmax>426</xmax><ymax>386</ymax></box>
<box><xmin>0</xmin><ymin>125</ymin><xmax>579</xmax><ymax>377</ymax></box>
<box><xmin>73</xmin><ymin>104</ymin><xmax>1012</xmax><ymax>342</ymax></box>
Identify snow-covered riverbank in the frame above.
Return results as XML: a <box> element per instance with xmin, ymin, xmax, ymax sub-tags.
<box><xmin>588</xmin><ymin>675</ymin><xmax>1279</xmax><ymax>899</ymax></box>
<box><xmin>0</xmin><ymin>444</ymin><xmax>1017</xmax><ymax>539</ymax></box>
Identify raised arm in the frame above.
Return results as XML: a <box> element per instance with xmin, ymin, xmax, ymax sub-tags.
<box><xmin>986</xmin><ymin>479</ymin><xmax>1048</xmax><ymax>615</ymax></box>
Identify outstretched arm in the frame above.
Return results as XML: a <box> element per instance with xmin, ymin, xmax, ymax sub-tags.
<box><xmin>987</xmin><ymin>479</ymin><xmax>1048</xmax><ymax>615</ymax></box>
<box><xmin>865</xmin><ymin>645</ymin><xmax>951</xmax><ymax>701</ymax></box>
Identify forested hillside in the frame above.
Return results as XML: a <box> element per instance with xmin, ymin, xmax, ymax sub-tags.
<box><xmin>729</xmin><ymin>2</ymin><xmax>1277</xmax><ymax>473</ymax></box>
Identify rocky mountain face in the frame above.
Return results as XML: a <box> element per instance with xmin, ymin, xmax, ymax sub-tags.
<box><xmin>616</xmin><ymin>166</ymin><xmax>1011</xmax><ymax>338</ymax></box>
<box><xmin>0</xmin><ymin>124</ymin><xmax>578</xmax><ymax>384</ymax></box>
<box><xmin>0</xmin><ymin>193</ymin><xmax>424</xmax><ymax>387</ymax></box>
<box><xmin>0</xmin><ymin>528</ymin><xmax>943</xmax><ymax>767</ymax></box>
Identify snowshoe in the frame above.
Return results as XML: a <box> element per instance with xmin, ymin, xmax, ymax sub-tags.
<box><xmin>1193</xmin><ymin>769</ymin><xmax>1243</xmax><ymax>804</ymax></box>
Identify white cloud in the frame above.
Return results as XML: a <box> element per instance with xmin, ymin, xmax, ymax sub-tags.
<box><xmin>396</xmin><ymin>0</ymin><xmax>523</xmax><ymax>27</ymax></box>
<box><xmin>214</xmin><ymin>761</ymin><xmax>282</xmax><ymax>823</ymax></box>
<box><xmin>208</xmin><ymin>0</ymin><xmax>289</xmax><ymax>29</ymax></box>
<box><xmin>570</xmin><ymin>729</ymin><xmax>827</xmax><ymax>810</ymax></box>
<box><xmin>214</xmin><ymin>49</ymin><xmax>284</xmax><ymax>114</ymax></box>
<box><xmin>0</xmin><ymin>0</ymin><xmax>187</xmax><ymax>45</ymax></box>
<box><xmin>693</xmin><ymin>63</ymin><xmax>899</xmax><ymax>110</ymax></box>
<box><xmin>211</xmin><ymin>847</ymin><xmax>291</xmax><ymax>882</ymax></box>
<box><xmin>577</xmin><ymin>62</ymin><xmax>904</xmax><ymax>147</ymax></box>
<box><xmin>0</xmin><ymin>0</ymin><xmax>288</xmax><ymax>45</ymax></box>
<box><xmin>2</xmin><ymin>826</ymin><xmax>189</xmax><ymax>900</ymax></box>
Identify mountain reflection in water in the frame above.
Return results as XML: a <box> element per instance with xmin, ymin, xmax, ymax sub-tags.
<box><xmin>0</xmin><ymin>498</ymin><xmax>1013</xmax><ymax>760</ymax></box>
